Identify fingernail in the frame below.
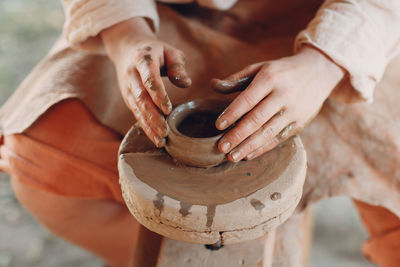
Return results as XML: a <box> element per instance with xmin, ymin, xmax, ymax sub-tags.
<box><xmin>155</xmin><ymin>137</ymin><xmax>166</xmax><ymax>148</ymax></box>
<box><xmin>220</xmin><ymin>142</ymin><xmax>231</xmax><ymax>153</ymax></box>
<box><xmin>174</xmin><ymin>76</ymin><xmax>191</xmax><ymax>87</ymax></box>
<box><xmin>162</xmin><ymin>101</ymin><xmax>172</xmax><ymax>113</ymax></box>
<box><xmin>153</xmin><ymin>136</ymin><xmax>160</xmax><ymax>146</ymax></box>
<box><xmin>231</xmin><ymin>150</ymin><xmax>241</xmax><ymax>162</ymax></box>
<box><xmin>214</xmin><ymin>79</ymin><xmax>232</xmax><ymax>88</ymax></box>
<box><xmin>217</xmin><ymin>118</ymin><xmax>228</xmax><ymax>129</ymax></box>
<box><xmin>247</xmin><ymin>152</ymin><xmax>255</xmax><ymax>160</ymax></box>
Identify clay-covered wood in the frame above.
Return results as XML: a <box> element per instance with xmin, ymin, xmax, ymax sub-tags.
<box><xmin>118</xmin><ymin>126</ymin><xmax>307</xmax><ymax>244</ymax></box>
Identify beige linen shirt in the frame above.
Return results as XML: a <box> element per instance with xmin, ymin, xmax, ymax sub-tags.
<box><xmin>62</xmin><ymin>0</ymin><xmax>400</xmax><ymax>103</ymax></box>
<box><xmin>1</xmin><ymin>3</ymin><xmax>400</xmax><ymax>249</ymax></box>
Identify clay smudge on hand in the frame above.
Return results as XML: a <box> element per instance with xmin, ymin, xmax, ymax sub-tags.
<box><xmin>144</xmin><ymin>77</ymin><xmax>157</xmax><ymax>91</ymax></box>
<box><xmin>167</xmin><ymin>63</ymin><xmax>192</xmax><ymax>88</ymax></box>
<box><xmin>211</xmin><ymin>76</ymin><xmax>252</xmax><ymax>94</ymax></box>
<box><xmin>143</xmin><ymin>54</ymin><xmax>153</xmax><ymax>62</ymax></box>
<box><xmin>161</xmin><ymin>95</ymin><xmax>173</xmax><ymax>113</ymax></box>
<box><xmin>155</xmin><ymin>123</ymin><xmax>169</xmax><ymax>139</ymax></box>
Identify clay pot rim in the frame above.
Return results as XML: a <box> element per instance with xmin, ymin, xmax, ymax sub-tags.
<box><xmin>167</xmin><ymin>99</ymin><xmax>229</xmax><ymax>142</ymax></box>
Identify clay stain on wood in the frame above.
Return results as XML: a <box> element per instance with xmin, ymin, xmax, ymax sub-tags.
<box><xmin>153</xmin><ymin>192</ymin><xmax>164</xmax><ymax>213</ymax></box>
<box><xmin>179</xmin><ymin>202</ymin><xmax>192</xmax><ymax>217</ymax></box>
<box><xmin>206</xmin><ymin>205</ymin><xmax>216</xmax><ymax>227</ymax></box>
<box><xmin>250</xmin><ymin>199</ymin><xmax>265</xmax><ymax>210</ymax></box>
<box><xmin>270</xmin><ymin>192</ymin><xmax>281</xmax><ymax>201</ymax></box>
<box><xmin>124</xmin><ymin>131</ymin><xmax>297</xmax><ymax>205</ymax></box>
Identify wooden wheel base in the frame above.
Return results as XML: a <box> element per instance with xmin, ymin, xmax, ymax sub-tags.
<box><xmin>118</xmin><ymin>126</ymin><xmax>307</xmax><ymax>245</ymax></box>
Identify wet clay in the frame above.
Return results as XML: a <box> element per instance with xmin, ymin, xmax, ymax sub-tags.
<box><xmin>165</xmin><ymin>99</ymin><xmax>230</xmax><ymax>167</ymax></box>
<box><xmin>123</xmin><ymin>128</ymin><xmax>296</xmax><ymax>205</ymax></box>
<box><xmin>177</xmin><ymin>112</ymin><xmax>223</xmax><ymax>138</ymax></box>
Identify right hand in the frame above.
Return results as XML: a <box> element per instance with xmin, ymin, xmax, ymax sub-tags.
<box><xmin>101</xmin><ymin>18</ymin><xmax>191</xmax><ymax>147</ymax></box>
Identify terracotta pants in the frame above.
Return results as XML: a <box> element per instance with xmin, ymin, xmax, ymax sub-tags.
<box><xmin>0</xmin><ymin>99</ymin><xmax>399</xmax><ymax>267</ymax></box>
<box><xmin>0</xmin><ymin>99</ymin><xmax>161</xmax><ymax>267</ymax></box>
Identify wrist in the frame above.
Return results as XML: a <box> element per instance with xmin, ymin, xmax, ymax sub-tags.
<box><xmin>296</xmin><ymin>45</ymin><xmax>345</xmax><ymax>92</ymax></box>
<box><xmin>101</xmin><ymin>17</ymin><xmax>156</xmax><ymax>61</ymax></box>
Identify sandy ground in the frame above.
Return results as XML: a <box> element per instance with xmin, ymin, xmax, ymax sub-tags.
<box><xmin>0</xmin><ymin>1</ymin><xmax>377</xmax><ymax>266</ymax></box>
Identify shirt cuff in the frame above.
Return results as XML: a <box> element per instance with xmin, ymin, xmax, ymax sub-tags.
<box><xmin>294</xmin><ymin>0</ymin><xmax>400</xmax><ymax>104</ymax></box>
<box><xmin>62</xmin><ymin>0</ymin><xmax>159</xmax><ymax>54</ymax></box>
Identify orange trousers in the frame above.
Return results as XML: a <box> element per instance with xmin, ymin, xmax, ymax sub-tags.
<box><xmin>0</xmin><ymin>99</ymin><xmax>399</xmax><ymax>266</ymax></box>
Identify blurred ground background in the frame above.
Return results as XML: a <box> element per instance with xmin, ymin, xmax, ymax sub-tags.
<box><xmin>0</xmin><ymin>1</ymin><xmax>376</xmax><ymax>266</ymax></box>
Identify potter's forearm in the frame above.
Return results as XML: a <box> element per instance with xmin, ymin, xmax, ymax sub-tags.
<box><xmin>101</xmin><ymin>17</ymin><xmax>156</xmax><ymax>61</ymax></box>
<box><xmin>294</xmin><ymin>45</ymin><xmax>345</xmax><ymax>96</ymax></box>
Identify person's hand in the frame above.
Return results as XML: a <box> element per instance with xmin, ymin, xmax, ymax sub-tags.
<box><xmin>101</xmin><ymin>18</ymin><xmax>191</xmax><ymax>147</ymax></box>
<box><xmin>211</xmin><ymin>46</ymin><xmax>345</xmax><ymax>162</ymax></box>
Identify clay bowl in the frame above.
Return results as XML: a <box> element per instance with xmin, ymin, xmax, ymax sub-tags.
<box><xmin>165</xmin><ymin>99</ymin><xmax>230</xmax><ymax>168</ymax></box>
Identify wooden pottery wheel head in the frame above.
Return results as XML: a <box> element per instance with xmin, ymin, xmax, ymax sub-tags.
<box><xmin>118</xmin><ymin>99</ymin><xmax>307</xmax><ymax>245</ymax></box>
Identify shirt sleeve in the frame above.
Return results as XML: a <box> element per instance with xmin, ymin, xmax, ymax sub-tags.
<box><xmin>61</xmin><ymin>0</ymin><xmax>159</xmax><ymax>53</ymax></box>
<box><xmin>295</xmin><ymin>0</ymin><xmax>400</xmax><ymax>103</ymax></box>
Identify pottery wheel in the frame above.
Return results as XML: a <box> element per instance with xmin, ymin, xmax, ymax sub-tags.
<box><xmin>118</xmin><ymin>126</ymin><xmax>307</xmax><ymax>245</ymax></box>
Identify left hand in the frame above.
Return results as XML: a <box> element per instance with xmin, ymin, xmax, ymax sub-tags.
<box><xmin>211</xmin><ymin>46</ymin><xmax>345</xmax><ymax>162</ymax></box>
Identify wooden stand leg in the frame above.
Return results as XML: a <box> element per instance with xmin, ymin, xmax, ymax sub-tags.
<box><xmin>264</xmin><ymin>230</ymin><xmax>276</xmax><ymax>267</ymax></box>
<box><xmin>131</xmin><ymin>226</ymin><xmax>163</xmax><ymax>267</ymax></box>
<box><xmin>133</xmin><ymin>209</ymin><xmax>312</xmax><ymax>267</ymax></box>
<box><xmin>156</xmin><ymin>230</ymin><xmax>277</xmax><ymax>267</ymax></box>
<box><xmin>272</xmin><ymin>208</ymin><xmax>313</xmax><ymax>267</ymax></box>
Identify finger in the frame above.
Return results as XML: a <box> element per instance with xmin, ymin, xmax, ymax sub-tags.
<box><xmin>244</xmin><ymin>137</ymin><xmax>280</xmax><ymax>161</ymax></box>
<box><xmin>215</xmin><ymin>70</ymin><xmax>274</xmax><ymax>130</ymax></box>
<box><xmin>130</xmin><ymin>80</ymin><xmax>169</xmax><ymax>138</ymax></box>
<box><xmin>127</xmin><ymin>71</ymin><xmax>169</xmax><ymax>146</ymax></box>
<box><xmin>136</xmin><ymin>53</ymin><xmax>172</xmax><ymax>114</ymax></box>
<box><xmin>228</xmin><ymin>116</ymin><xmax>293</xmax><ymax>162</ymax></box>
<box><xmin>164</xmin><ymin>45</ymin><xmax>191</xmax><ymax>88</ymax></box>
<box><xmin>244</xmin><ymin>122</ymin><xmax>297</xmax><ymax>161</ymax></box>
<box><xmin>218</xmin><ymin>94</ymin><xmax>284</xmax><ymax>153</ymax></box>
<box><xmin>210</xmin><ymin>63</ymin><xmax>263</xmax><ymax>94</ymax></box>
<box><xmin>124</xmin><ymin>89</ymin><xmax>166</xmax><ymax>147</ymax></box>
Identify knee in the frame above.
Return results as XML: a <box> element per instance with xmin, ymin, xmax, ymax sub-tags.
<box><xmin>0</xmin><ymin>99</ymin><xmax>122</xmax><ymax>201</ymax></box>
<box><xmin>23</xmin><ymin>99</ymin><xmax>121</xmax><ymax>152</ymax></box>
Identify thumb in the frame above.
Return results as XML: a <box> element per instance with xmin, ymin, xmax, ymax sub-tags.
<box><xmin>210</xmin><ymin>63</ymin><xmax>263</xmax><ymax>94</ymax></box>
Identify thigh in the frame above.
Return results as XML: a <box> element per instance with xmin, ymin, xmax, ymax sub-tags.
<box><xmin>2</xmin><ymin>99</ymin><xmax>124</xmax><ymax>201</ymax></box>
<box><xmin>1</xmin><ymin>99</ymin><xmax>153</xmax><ymax>266</ymax></box>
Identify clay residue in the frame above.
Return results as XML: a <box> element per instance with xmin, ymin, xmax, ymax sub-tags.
<box><xmin>250</xmin><ymin>199</ymin><xmax>265</xmax><ymax>211</ymax></box>
<box><xmin>123</xmin><ymin>132</ymin><xmax>297</xmax><ymax>205</ymax></box>
<box><xmin>270</xmin><ymin>192</ymin><xmax>281</xmax><ymax>201</ymax></box>
<box><xmin>179</xmin><ymin>202</ymin><xmax>192</xmax><ymax>217</ymax></box>
<box><xmin>206</xmin><ymin>205</ymin><xmax>216</xmax><ymax>227</ymax></box>
<box><xmin>153</xmin><ymin>193</ymin><xmax>164</xmax><ymax>214</ymax></box>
